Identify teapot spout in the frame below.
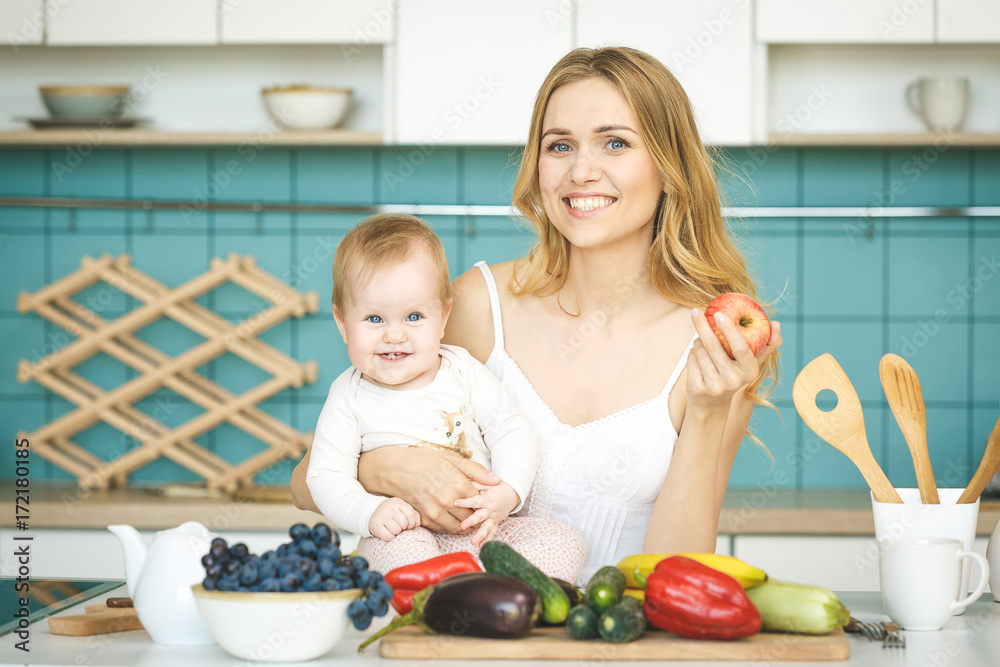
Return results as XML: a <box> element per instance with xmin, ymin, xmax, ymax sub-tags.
<box><xmin>108</xmin><ymin>524</ymin><xmax>148</xmax><ymax>598</ymax></box>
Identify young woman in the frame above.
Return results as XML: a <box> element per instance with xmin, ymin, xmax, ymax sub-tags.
<box><xmin>292</xmin><ymin>46</ymin><xmax>781</xmax><ymax>580</ymax></box>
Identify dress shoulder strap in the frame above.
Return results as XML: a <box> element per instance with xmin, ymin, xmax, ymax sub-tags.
<box><xmin>473</xmin><ymin>261</ymin><xmax>505</xmax><ymax>353</ymax></box>
<box><xmin>661</xmin><ymin>333</ymin><xmax>698</xmax><ymax>397</ymax></box>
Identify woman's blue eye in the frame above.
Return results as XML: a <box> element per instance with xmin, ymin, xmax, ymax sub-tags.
<box><xmin>609</xmin><ymin>139</ymin><xmax>627</xmax><ymax>150</ymax></box>
<box><xmin>366</xmin><ymin>315</ymin><xmax>382</xmax><ymax>324</ymax></box>
<box><xmin>406</xmin><ymin>313</ymin><xmax>422</xmax><ymax>322</ymax></box>
<box><xmin>545</xmin><ymin>141</ymin><xmax>570</xmax><ymax>153</ymax></box>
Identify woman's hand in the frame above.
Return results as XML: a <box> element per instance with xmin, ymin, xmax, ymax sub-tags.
<box><xmin>357</xmin><ymin>446</ymin><xmax>501</xmax><ymax>534</ymax></box>
<box><xmin>686</xmin><ymin>308</ymin><xmax>782</xmax><ymax>413</ymax></box>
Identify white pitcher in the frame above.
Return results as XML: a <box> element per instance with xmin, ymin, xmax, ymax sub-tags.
<box><xmin>108</xmin><ymin>521</ymin><xmax>217</xmax><ymax>645</ymax></box>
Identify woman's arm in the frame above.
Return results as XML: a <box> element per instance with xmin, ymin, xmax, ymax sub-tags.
<box><xmin>292</xmin><ymin>439</ymin><xmax>500</xmax><ymax>531</ymax></box>
<box><xmin>643</xmin><ymin>310</ymin><xmax>782</xmax><ymax>553</ymax></box>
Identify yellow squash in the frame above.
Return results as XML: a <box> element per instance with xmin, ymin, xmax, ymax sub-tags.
<box><xmin>616</xmin><ymin>553</ymin><xmax>767</xmax><ymax>590</ymax></box>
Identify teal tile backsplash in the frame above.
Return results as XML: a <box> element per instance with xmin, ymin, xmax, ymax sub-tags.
<box><xmin>1</xmin><ymin>145</ymin><xmax>998</xmax><ymax>491</ymax></box>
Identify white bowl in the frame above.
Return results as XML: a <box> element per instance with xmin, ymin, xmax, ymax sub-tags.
<box><xmin>191</xmin><ymin>584</ymin><xmax>361</xmax><ymax>662</ymax></box>
<box><xmin>261</xmin><ymin>85</ymin><xmax>352</xmax><ymax>130</ymax></box>
<box><xmin>39</xmin><ymin>85</ymin><xmax>129</xmax><ymax>118</ymax></box>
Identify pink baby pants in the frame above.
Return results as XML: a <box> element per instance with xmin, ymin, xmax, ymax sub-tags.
<box><xmin>358</xmin><ymin>516</ymin><xmax>586</xmax><ymax>583</ymax></box>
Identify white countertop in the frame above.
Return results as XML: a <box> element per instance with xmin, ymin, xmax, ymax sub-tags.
<box><xmin>2</xmin><ymin>586</ymin><xmax>998</xmax><ymax>667</ymax></box>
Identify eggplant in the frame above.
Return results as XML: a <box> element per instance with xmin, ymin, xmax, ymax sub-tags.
<box><xmin>358</xmin><ymin>572</ymin><xmax>540</xmax><ymax>652</ymax></box>
<box><xmin>423</xmin><ymin>572</ymin><xmax>541</xmax><ymax>637</ymax></box>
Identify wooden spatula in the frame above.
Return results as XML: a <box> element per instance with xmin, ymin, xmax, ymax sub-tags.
<box><xmin>880</xmin><ymin>354</ymin><xmax>938</xmax><ymax>503</ymax></box>
<box><xmin>958</xmin><ymin>415</ymin><xmax>1000</xmax><ymax>503</ymax></box>
<box><xmin>793</xmin><ymin>353</ymin><xmax>902</xmax><ymax>503</ymax></box>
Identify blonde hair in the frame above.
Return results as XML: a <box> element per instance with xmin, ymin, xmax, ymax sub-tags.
<box><xmin>511</xmin><ymin>46</ymin><xmax>778</xmax><ymax>412</ymax></box>
<box><xmin>332</xmin><ymin>213</ymin><xmax>452</xmax><ymax>310</ymax></box>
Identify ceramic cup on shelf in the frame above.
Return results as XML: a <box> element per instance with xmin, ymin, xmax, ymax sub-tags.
<box><xmin>905</xmin><ymin>77</ymin><xmax>969</xmax><ymax>132</ymax></box>
<box><xmin>871</xmin><ymin>488</ymin><xmax>980</xmax><ymax>614</ymax></box>
<box><xmin>878</xmin><ymin>536</ymin><xmax>988</xmax><ymax>631</ymax></box>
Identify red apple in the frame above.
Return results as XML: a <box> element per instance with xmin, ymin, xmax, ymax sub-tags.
<box><xmin>703</xmin><ymin>293</ymin><xmax>771</xmax><ymax>359</ymax></box>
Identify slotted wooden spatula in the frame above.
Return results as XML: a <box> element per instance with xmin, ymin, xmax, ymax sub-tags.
<box><xmin>793</xmin><ymin>353</ymin><xmax>902</xmax><ymax>503</ymax></box>
<box><xmin>958</xmin><ymin>415</ymin><xmax>1000</xmax><ymax>503</ymax></box>
<box><xmin>880</xmin><ymin>354</ymin><xmax>938</xmax><ymax>503</ymax></box>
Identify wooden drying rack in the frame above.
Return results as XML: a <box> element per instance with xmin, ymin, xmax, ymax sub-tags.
<box><xmin>16</xmin><ymin>253</ymin><xmax>319</xmax><ymax>492</ymax></box>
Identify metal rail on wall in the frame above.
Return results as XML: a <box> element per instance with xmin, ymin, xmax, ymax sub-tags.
<box><xmin>0</xmin><ymin>196</ymin><xmax>999</xmax><ymax>222</ymax></box>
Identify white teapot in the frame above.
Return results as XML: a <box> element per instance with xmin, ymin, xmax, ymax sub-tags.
<box><xmin>108</xmin><ymin>521</ymin><xmax>216</xmax><ymax>645</ymax></box>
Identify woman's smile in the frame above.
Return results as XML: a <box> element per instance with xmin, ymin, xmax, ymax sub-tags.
<box><xmin>564</xmin><ymin>193</ymin><xmax>618</xmax><ymax>217</ymax></box>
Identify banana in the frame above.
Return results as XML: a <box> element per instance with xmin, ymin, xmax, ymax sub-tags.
<box><xmin>616</xmin><ymin>553</ymin><xmax>768</xmax><ymax>590</ymax></box>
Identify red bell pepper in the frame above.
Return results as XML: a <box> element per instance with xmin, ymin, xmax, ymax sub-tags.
<box><xmin>641</xmin><ymin>556</ymin><xmax>761</xmax><ymax>640</ymax></box>
<box><xmin>384</xmin><ymin>552</ymin><xmax>482</xmax><ymax>614</ymax></box>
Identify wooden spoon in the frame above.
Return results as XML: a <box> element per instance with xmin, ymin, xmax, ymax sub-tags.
<box><xmin>957</xmin><ymin>415</ymin><xmax>1000</xmax><ymax>503</ymax></box>
<box><xmin>879</xmin><ymin>354</ymin><xmax>939</xmax><ymax>503</ymax></box>
<box><xmin>793</xmin><ymin>353</ymin><xmax>903</xmax><ymax>503</ymax></box>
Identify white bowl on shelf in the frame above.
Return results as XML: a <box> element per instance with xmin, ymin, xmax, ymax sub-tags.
<box><xmin>191</xmin><ymin>584</ymin><xmax>361</xmax><ymax>662</ymax></box>
<box><xmin>39</xmin><ymin>85</ymin><xmax>130</xmax><ymax>118</ymax></box>
<box><xmin>261</xmin><ymin>85</ymin><xmax>352</xmax><ymax>130</ymax></box>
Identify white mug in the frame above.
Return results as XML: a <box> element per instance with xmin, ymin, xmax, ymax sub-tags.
<box><xmin>871</xmin><ymin>488</ymin><xmax>980</xmax><ymax>614</ymax></box>
<box><xmin>905</xmin><ymin>77</ymin><xmax>968</xmax><ymax>132</ymax></box>
<box><xmin>878</xmin><ymin>537</ymin><xmax>989</xmax><ymax>631</ymax></box>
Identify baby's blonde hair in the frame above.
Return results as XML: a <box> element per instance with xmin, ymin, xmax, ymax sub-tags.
<box><xmin>332</xmin><ymin>213</ymin><xmax>452</xmax><ymax>310</ymax></box>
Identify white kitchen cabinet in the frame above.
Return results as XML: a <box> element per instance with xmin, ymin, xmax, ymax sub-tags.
<box><xmin>221</xmin><ymin>0</ymin><xmax>395</xmax><ymax>45</ymax></box>
<box><xmin>47</xmin><ymin>0</ymin><xmax>217</xmax><ymax>46</ymax></box>
<box><xmin>0</xmin><ymin>528</ymin><xmax>360</xmax><ymax>580</ymax></box>
<box><xmin>576</xmin><ymin>0</ymin><xmax>756</xmax><ymax>146</ymax></box>
<box><xmin>393</xmin><ymin>0</ymin><xmax>573</xmax><ymax>145</ymax></box>
<box><xmin>0</xmin><ymin>0</ymin><xmax>43</xmax><ymax>47</ymax></box>
<box><xmin>733</xmin><ymin>535</ymin><xmax>990</xmax><ymax>593</ymax></box>
<box><xmin>756</xmin><ymin>0</ymin><xmax>934</xmax><ymax>44</ymax></box>
<box><xmin>938</xmin><ymin>0</ymin><xmax>1000</xmax><ymax>42</ymax></box>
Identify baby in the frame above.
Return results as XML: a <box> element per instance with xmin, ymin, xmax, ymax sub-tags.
<box><xmin>306</xmin><ymin>213</ymin><xmax>585</xmax><ymax>580</ymax></box>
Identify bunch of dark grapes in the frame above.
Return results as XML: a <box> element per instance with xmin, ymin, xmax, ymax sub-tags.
<box><xmin>200</xmin><ymin>522</ymin><xmax>393</xmax><ymax>630</ymax></box>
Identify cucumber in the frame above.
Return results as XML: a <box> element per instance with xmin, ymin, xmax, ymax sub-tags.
<box><xmin>539</xmin><ymin>579</ymin><xmax>584</xmax><ymax>625</ymax></box>
<box><xmin>616</xmin><ymin>595</ymin><xmax>642</xmax><ymax>614</ymax></box>
<box><xmin>566</xmin><ymin>604</ymin><xmax>599</xmax><ymax>639</ymax></box>
<box><xmin>598</xmin><ymin>599</ymin><xmax>648</xmax><ymax>644</ymax></box>
<box><xmin>479</xmin><ymin>541</ymin><xmax>571</xmax><ymax>624</ymax></box>
<box><xmin>585</xmin><ymin>566</ymin><xmax>627</xmax><ymax>614</ymax></box>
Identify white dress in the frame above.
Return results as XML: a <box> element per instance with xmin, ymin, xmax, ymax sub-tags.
<box><xmin>474</xmin><ymin>262</ymin><xmax>697</xmax><ymax>583</ymax></box>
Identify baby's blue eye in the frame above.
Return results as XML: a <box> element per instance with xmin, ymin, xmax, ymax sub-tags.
<box><xmin>406</xmin><ymin>313</ymin><xmax>422</xmax><ymax>322</ymax></box>
<box><xmin>366</xmin><ymin>315</ymin><xmax>383</xmax><ymax>324</ymax></box>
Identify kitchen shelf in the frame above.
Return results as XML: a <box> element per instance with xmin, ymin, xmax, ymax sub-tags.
<box><xmin>767</xmin><ymin>132</ymin><xmax>1000</xmax><ymax>147</ymax></box>
<box><xmin>4</xmin><ymin>483</ymin><xmax>998</xmax><ymax>534</ymax></box>
<box><xmin>0</xmin><ymin>128</ymin><xmax>383</xmax><ymax>146</ymax></box>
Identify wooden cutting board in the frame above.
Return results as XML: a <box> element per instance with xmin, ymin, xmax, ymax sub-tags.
<box><xmin>378</xmin><ymin>625</ymin><xmax>849</xmax><ymax>661</ymax></box>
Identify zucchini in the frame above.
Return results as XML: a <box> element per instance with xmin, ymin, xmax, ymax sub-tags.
<box><xmin>585</xmin><ymin>566</ymin><xmax>627</xmax><ymax>614</ymax></box>
<box><xmin>479</xmin><ymin>541</ymin><xmax>571</xmax><ymax>624</ymax></box>
<box><xmin>745</xmin><ymin>579</ymin><xmax>850</xmax><ymax>635</ymax></box>
<box><xmin>597</xmin><ymin>598</ymin><xmax>647</xmax><ymax>643</ymax></box>
<box><xmin>565</xmin><ymin>604</ymin><xmax>599</xmax><ymax>640</ymax></box>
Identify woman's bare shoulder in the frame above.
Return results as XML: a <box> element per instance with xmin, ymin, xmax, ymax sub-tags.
<box><xmin>445</xmin><ymin>263</ymin><xmax>508</xmax><ymax>363</ymax></box>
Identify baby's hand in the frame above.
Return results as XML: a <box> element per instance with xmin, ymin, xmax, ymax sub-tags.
<box><xmin>453</xmin><ymin>481</ymin><xmax>520</xmax><ymax>547</ymax></box>
<box><xmin>369</xmin><ymin>498</ymin><xmax>420</xmax><ymax>541</ymax></box>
